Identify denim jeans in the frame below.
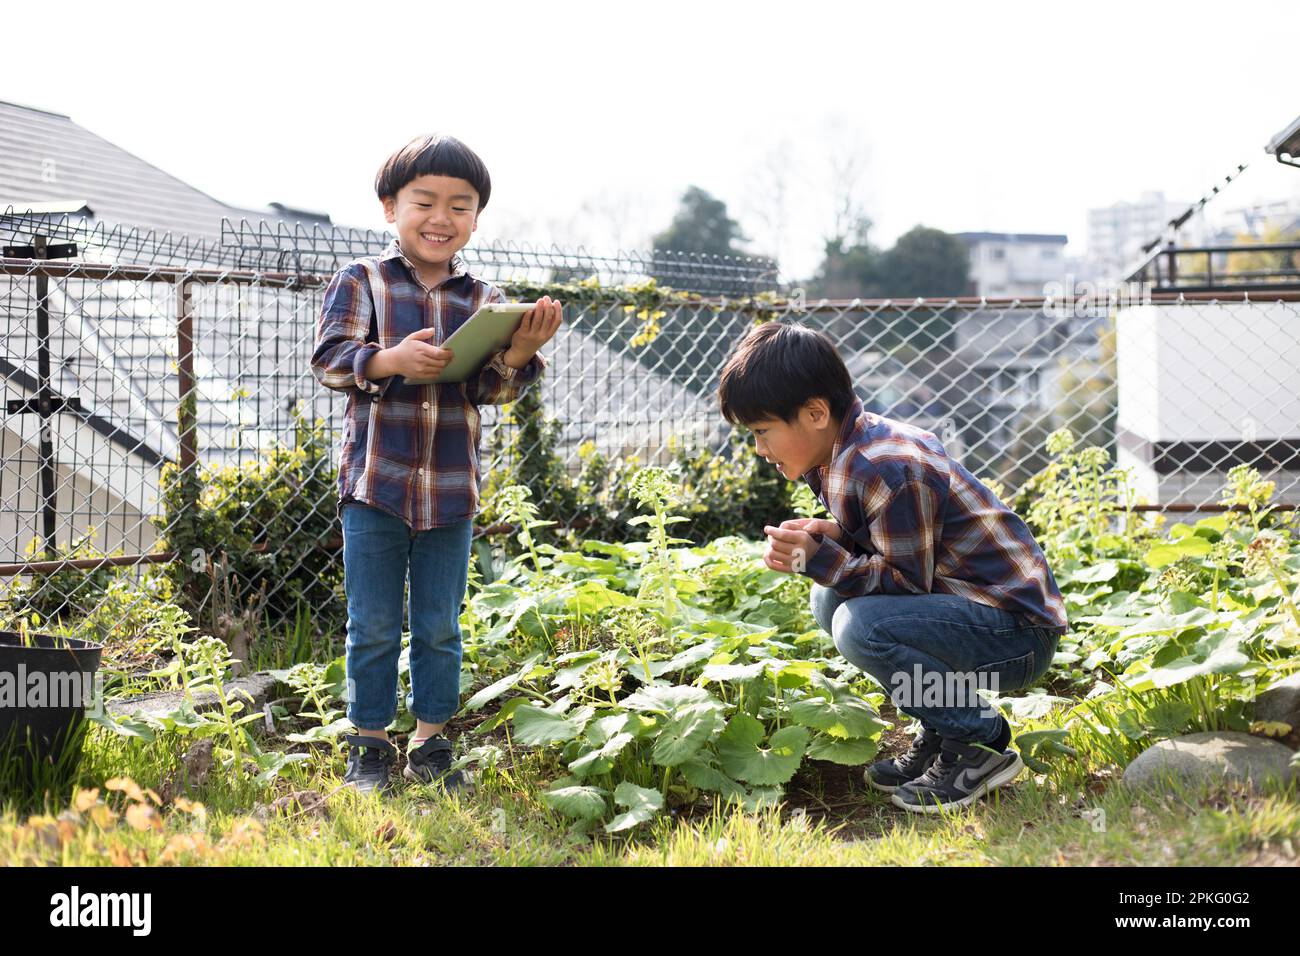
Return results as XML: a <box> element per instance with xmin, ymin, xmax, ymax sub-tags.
<box><xmin>341</xmin><ymin>501</ymin><xmax>473</xmax><ymax>730</ymax></box>
<box><xmin>810</xmin><ymin>583</ymin><xmax>1060</xmax><ymax>745</ymax></box>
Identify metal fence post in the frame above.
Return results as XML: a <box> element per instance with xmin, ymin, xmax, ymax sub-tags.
<box><xmin>0</xmin><ymin>231</ymin><xmax>80</xmax><ymax>560</ymax></box>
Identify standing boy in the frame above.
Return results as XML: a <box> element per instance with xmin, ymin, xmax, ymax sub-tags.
<box><xmin>717</xmin><ymin>321</ymin><xmax>1069</xmax><ymax>812</ymax></box>
<box><xmin>312</xmin><ymin>134</ymin><xmax>561</xmax><ymax>794</ymax></box>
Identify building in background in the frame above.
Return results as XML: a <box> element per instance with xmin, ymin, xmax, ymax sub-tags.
<box><xmin>0</xmin><ymin>98</ymin><xmax>329</xmax><ymax>240</ymax></box>
<box><xmin>954</xmin><ymin>232</ymin><xmax>1069</xmax><ymax>299</ymax></box>
<box><xmin>1212</xmin><ymin>196</ymin><xmax>1300</xmax><ymax>242</ymax></box>
<box><xmin>1086</xmin><ymin>190</ymin><xmax>1212</xmax><ymax>282</ymax></box>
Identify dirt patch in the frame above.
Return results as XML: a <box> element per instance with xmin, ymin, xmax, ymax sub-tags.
<box><xmin>782</xmin><ymin>706</ymin><xmax>918</xmax><ymax>840</ymax></box>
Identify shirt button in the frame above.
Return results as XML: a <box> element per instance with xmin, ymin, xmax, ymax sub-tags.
<box><xmin>418</xmin><ymin>468</ymin><xmax>424</xmax><ymax>476</ymax></box>
<box><xmin>422</xmin><ymin>401</ymin><xmax>430</xmax><ymax>409</ymax></box>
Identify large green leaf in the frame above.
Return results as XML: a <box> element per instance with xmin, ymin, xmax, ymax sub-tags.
<box><xmin>806</xmin><ymin>735</ymin><xmax>878</xmax><ymax>765</ymax></box>
<box><xmin>511</xmin><ymin>704</ymin><xmax>586</xmax><ymax>746</ymax></box>
<box><xmin>568</xmin><ymin>732</ymin><xmax>635</xmax><ymax>778</ymax></box>
<box><xmin>1144</xmin><ymin>536</ymin><xmax>1212</xmax><ymax>569</ymax></box>
<box><xmin>716</xmin><ymin>714</ymin><xmax>809</xmax><ymax>785</ymax></box>
<box><xmin>787</xmin><ymin>683</ymin><xmax>885</xmax><ymax>739</ymax></box>
<box><xmin>700</xmin><ymin>660</ymin><xmax>767</xmax><ymax>682</ymax></box>
<box><xmin>1122</xmin><ymin>631</ymin><xmax>1249</xmax><ymax>691</ymax></box>
<box><xmin>651</xmin><ymin>704</ymin><xmax>723</xmax><ymax>766</ymax></box>
<box><xmin>550</xmin><ymin>651</ymin><xmax>603</xmax><ymax>691</ymax></box>
<box><xmin>464</xmin><ymin>653</ymin><xmax>544</xmax><ymax>712</ymax></box>
<box><xmin>648</xmin><ymin>641</ymin><xmax>718</xmax><ymax>677</ymax></box>
<box><xmin>604</xmin><ymin>782</ymin><xmax>664</xmax><ymax>832</ymax></box>
<box><xmin>566</xmin><ymin>580</ymin><xmax>635</xmax><ymax>616</ymax></box>
<box><xmin>1117</xmin><ymin>607</ymin><xmax>1220</xmax><ymax>639</ymax></box>
<box><xmin>621</xmin><ymin>684</ymin><xmax>723</xmax><ymax>714</ymax></box>
<box><xmin>678</xmin><ymin>757</ymin><xmax>745</xmax><ymax>797</ymax></box>
<box><xmin>543</xmin><ymin>785</ymin><xmax>608</xmax><ymax>821</ymax></box>
<box><xmin>1069</xmin><ymin>560</ymin><xmax>1120</xmax><ymax>584</ymax></box>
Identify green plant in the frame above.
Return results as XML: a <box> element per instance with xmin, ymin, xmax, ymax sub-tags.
<box><xmin>4</xmin><ymin>529</ymin><xmax>118</xmax><ymax>621</ymax></box>
<box><xmin>626</xmin><ymin>466</ymin><xmax>691</xmax><ymax>628</ymax></box>
<box><xmin>154</xmin><ymin>405</ymin><xmax>343</xmax><ymax>631</ymax></box>
<box><xmin>459</xmin><ymin>468</ymin><xmax>885</xmax><ymax>831</ymax></box>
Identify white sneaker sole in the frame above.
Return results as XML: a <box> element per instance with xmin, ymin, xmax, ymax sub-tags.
<box><xmin>890</xmin><ymin>752</ymin><xmax>1024</xmax><ymax>814</ymax></box>
<box><xmin>403</xmin><ymin>765</ymin><xmax>476</xmax><ymax>791</ymax></box>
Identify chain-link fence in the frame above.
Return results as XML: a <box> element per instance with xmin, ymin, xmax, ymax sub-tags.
<box><xmin>3</xmin><ymin>207</ymin><xmax>1299</xmax><ymax>634</ymax></box>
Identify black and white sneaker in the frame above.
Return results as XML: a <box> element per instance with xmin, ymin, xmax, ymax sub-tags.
<box><xmin>864</xmin><ymin>726</ymin><xmax>944</xmax><ymax>793</ymax></box>
<box><xmin>890</xmin><ymin>738</ymin><xmax>1024</xmax><ymax>813</ymax></box>
<box><xmin>343</xmin><ymin>734</ymin><xmax>397</xmax><ymax>795</ymax></box>
<box><xmin>404</xmin><ymin>735</ymin><xmax>468</xmax><ymax>792</ymax></box>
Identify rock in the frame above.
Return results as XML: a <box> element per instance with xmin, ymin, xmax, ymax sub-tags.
<box><xmin>253</xmin><ymin>790</ymin><xmax>328</xmax><ymax>823</ymax></box>
<box><xmin>1123</xmin><ymin>731</ymin><xmax>1298</xmax><ymax>793</ymax></box>
<box><xmin>107</xmin><ymin>671</ymin><xmax>284</xmax><ymax>725</ymax></box>
<box><xmin>1255</xmin><ymin>673</ymin><xmax>1300</xmax><ymax>733</ymax></box>
<box><xmin>158</xmin><ymin>738</ymin><xmax>215</xmax><ymax>802</ymax></box>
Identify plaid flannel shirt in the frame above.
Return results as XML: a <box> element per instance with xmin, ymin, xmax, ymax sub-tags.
<box><xmin>799</xmin><ymin>395</ymin><xmax>1069</xmax><ymax>632</ymax></box>
<box><xmin>311</xmin><ymin>239</ymin><xmax>546</xmax><ymax>530</ymax></box>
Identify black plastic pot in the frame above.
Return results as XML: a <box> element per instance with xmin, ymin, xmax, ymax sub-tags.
<box><xmin>0</xmin><ymin>631</ymin><xmax>104</xmax><ymax>773</ymax></box>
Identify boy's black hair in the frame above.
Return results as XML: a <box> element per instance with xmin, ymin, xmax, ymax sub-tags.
<box><xmin>718</xmin><ymin>321</ymin><xmax>855</xmax><ymax>426</ymax></box>
<box><xmin>375</xmin><ymin>134</ymin><xmax>492</xmax><ymax>210</ymax></box>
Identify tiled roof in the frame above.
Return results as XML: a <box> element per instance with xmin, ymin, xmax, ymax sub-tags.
<box><xmin>0</xmin><ymin>98</ymin><xmax>321</xmax><ymax>240</ymax></box>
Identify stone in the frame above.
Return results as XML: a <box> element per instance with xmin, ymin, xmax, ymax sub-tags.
<box><xmin>107</xmin><ymin>671</ymin><xmax>283</xmax><ymax>726</ymax></box>
<box><xmin>1254</xmin><ymin>672</ymin><xmax>1300</xmax><ymax>732</ymax></box>
<box><xmin>1122</xmin><ymin>731</ymin><xmax>1298</xmax><ymax>793</ymax></box>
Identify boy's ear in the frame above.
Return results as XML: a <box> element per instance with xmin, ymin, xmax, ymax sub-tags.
<box><xmin>803</xmin><ymin>397</ymin><xmax>832</xmax><ymax>429</ymax></box>
<box><xmin>381</xmin><ymin>196</ymin><xmax>396</xmax><ymax>223</ymax></box>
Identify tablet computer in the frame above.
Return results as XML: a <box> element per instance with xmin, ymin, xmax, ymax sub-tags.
<box><xmin>403</xmin><ymin>302</ymin><xmax>534</xmax><ymax>385</ymax></box>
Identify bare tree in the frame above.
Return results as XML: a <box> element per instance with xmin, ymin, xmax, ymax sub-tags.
<box><xmin>821</xmin><ymin>115</ymin><xmax>874</xmax><ymax>247</ymax></box>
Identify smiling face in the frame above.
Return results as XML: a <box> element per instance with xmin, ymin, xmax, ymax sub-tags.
<box><xmin>382</xmin><ymin>174</ymin><xmax>480</xmax><ymax>286</ymax></box>
<box><xmin>746</xmin><ymin>397</ymin><xmax>840</xmax><ymax>480</ymax></box>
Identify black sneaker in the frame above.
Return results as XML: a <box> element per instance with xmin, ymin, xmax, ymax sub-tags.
<box><xmin>343</xmin><ymin>734</ymin><xmax>397</xmax><ymax>795</ymax></box>
<box><xmin>890</xmin><ymin>737</ymin><xmax>1024</xmax><ymax>813</ymax></box>
<box><xmin>403</xmin><ymin>735</ymin><xmax>468</xmax><ymax>792</ymax></box>
<box><xmin>864</xmin><ymin>725</ymin><xmax>944</xmax><ymax>793</ymax></box>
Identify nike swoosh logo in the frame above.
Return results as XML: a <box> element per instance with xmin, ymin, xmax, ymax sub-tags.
<box><xmin>954</xmin><ymin>759</ymin><xmax>1002</xmax><ymax>791</ymax></box>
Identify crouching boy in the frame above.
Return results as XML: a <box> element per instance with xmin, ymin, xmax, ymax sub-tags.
<box><xmin>717</xmin><ymin>321</ymin><xmax>1069</xmax><ymax>812</ymax></box>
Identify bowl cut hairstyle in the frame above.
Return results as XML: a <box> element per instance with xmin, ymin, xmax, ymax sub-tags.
<box><xmin>718</xmin><ymin>321</ymin><xmax>855</xmax><ymax>427</ymax></box>
<box><xmin>375</xmin><ymin>134</ymin><xmax>492</xmax><ymax>210</ymax></box>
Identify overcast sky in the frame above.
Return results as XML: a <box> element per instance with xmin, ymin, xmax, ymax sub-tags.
<box><xmin>6</xmin><ymin>0</ymin><xmax>1300</xmax><ymax>281</ymax></box>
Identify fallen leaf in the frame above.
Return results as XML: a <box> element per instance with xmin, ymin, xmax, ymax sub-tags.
<box><xmin>125</xmin><ymin>803</ymin><xmax>163</xmax><ymax>832</ymax></box>
<box><xmin>106</xmin><ymin>776</ymin><xmax>147</xmax><ymax>803</ymax></box>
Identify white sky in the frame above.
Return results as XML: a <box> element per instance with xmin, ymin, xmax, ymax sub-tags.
<box><xmin>6</xmin><ymin>0</ymin><xmax>1300</xmax><ymax>281</ymax></box>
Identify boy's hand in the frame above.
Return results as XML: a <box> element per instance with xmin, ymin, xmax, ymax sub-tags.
<box><xmin>763</xmin><ymin>523</ymin><xmax>823</xmax><ymax>574</ymax></box>
<box><xmin>380</xmin><ymin>327</ymin><xmax>454</xmax><ymax>380</ymax></box>
<box><xmin>778</xmin><ymin>516</ymin><xmax>847</xmax><ymax>546</ymax></box>
<box><xmin>504</xmin><ymin>296</ymin><xmax>563</xmax><ymax>368</ymax></box>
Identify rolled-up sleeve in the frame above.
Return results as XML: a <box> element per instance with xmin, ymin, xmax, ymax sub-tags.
<box><xmin>311</xmin><ymin>264</ymin><xmax>393</xmax><ymax>397</ymax></box>
<box><xmin>464</xmin><ymin>284</ymin><xmax>547</xmax><ymax>405</ymax></box>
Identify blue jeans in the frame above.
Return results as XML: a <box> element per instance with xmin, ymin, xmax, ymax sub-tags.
<box><xmin>810</xmin><ymin>584</ymin><xmax>1060</xmax><ymax>745</ymax></box>
<box><xmin>341</xmin><ymin>502</ymin><xmax>473</xmax><ymax>730</ymax></box>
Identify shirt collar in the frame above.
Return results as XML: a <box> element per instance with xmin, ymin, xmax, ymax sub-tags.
<box><xmin>380</xmin><ymin>237</ymin><xmax>469</xmax><ymax>286</ymax></box>
<box><xmin>802</xmin><ymin>394</ymin><xmax>867</xmax><ymax>485</ymax></box>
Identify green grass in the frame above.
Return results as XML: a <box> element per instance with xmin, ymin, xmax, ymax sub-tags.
<box><xmin>3</xmin><ymin>720</ymin><xmax>1296</xmax><ymax>867</ymax></box>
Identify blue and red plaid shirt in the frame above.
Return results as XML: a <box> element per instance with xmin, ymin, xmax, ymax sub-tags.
<box><xmin>799</xmin><ymin>396</ymin><xmax>1069</xmax><ymax>632</ymax></box>
<box><xmin>311</xmin><ymin>239</ymin><xmax>546</xmax><ymax>530</ymax></box>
